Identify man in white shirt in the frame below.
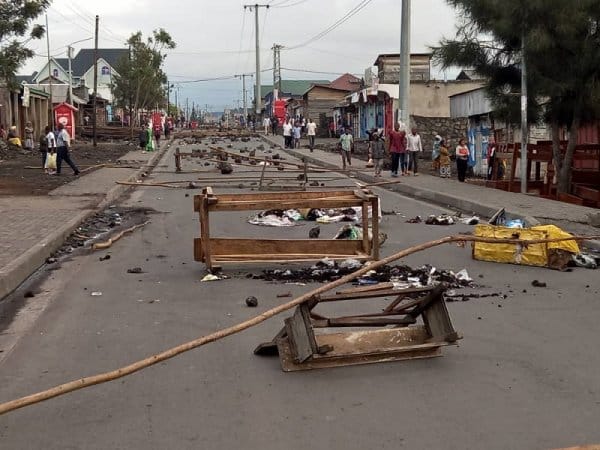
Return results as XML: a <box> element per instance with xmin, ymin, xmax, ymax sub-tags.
<box><xmin>262</xmin><ymin>116</ymin><xmax>270</xmax><ymax>134</ymax></box>
<box><xmin>55</xmin><ymin>123</ymin><xmax>80</xmax><ymax>176</ymax></box>
<box><xmin>306</xmin><ymin>118</ymin><xmax>317</xmax><ymax>152</ymax></box>
<box><xmin>282</xmin><ymin>119</ymin><xmax>293</xmax><ymax>148</ymax></box>
<box><xmin>406</xmin><ymin>127</ymin><xmax>423</xmax><ymax>176</ymax></box>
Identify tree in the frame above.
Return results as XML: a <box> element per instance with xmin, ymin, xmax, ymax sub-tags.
<box><xmin>433</xmin><ymin>0</ymin><xmax>600</xmax><ymax>193</ymax></box>
<box><xmin>111</xmin><ymin>29</ymin><xmax>175</xmax><ymax>128</ymax></box>
<box><xmin>190</xmin><ymin>106</ymin><xmax>197</xmax><ymax>122</ymax></box>
<box><xmin>0</xmin><ymin>0</ymin><xmax>50</xmax><ymax>86</ymax></box>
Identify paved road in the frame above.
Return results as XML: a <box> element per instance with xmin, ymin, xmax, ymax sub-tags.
<box><xmin>0</xmin><ymin>136</ymin><xmax>598</xmax><ymax>450</ymax></box>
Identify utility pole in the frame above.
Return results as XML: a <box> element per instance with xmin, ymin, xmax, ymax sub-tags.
<box><xmin>520</xmin><ymin>31</ymin><xmax>528</xmax><ymax>194</ymax></box>
<box><xmin>45</xmin><ymin>14</ymin><xmax>53</xmax><ymax>125</ymax></box>
<box><xmin>398</xmin><ymin>0</ymin><xmax>411</xmax><ymax>127</ymax></box>
<box><xmin>67</xmin><ymin>45</ymin><xmax>74</xmax><ymax>106</ymax></box>
<box><xmin>244</xmin><ymin>4</ymin><xmax>269</xmax><ymax>116</ymax></box>
<box><xmin>166</xmin><ymin>80</ymin><xmax>170</xmax><ymax>116</ymax></box>
<box><xmin>92</xmin><ymin>15</ymin><xmax>99</xmax><ymax>147</ymax></box>
<box><xmin>236</xmin><ymin>74</ymin><xmax>252</xmax><ymax>122</ymax></box>
<box><xmin>272</xmin><ymin>44</ymin><xmax>283</xmax><ymax>99</ymax></box>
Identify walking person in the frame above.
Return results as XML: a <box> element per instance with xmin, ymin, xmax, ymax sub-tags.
<box><xmin>306</xmin><ymin>118</ymin><xmax>317</xmax><ymax>152</ymax></box>
<box><xmin>455</xmin><ymin>138</ymin><xmax>470</xmax><ymax>182</ymax></box>
<box><xmin>439</xmin><ymin>138</ymin><xmax>451</xmax><ymax>178</ymax></box>
<box><xmin>407</xmin><ymin>127</ymin><xmax>422</xmax><ymax>176</ymax></box>
<box><xmin>338</xmin><ymin>128</ymin><xmax>353</xmax><ymax>169</ymax></box>
<box><xmin>282</xmin><ymin>119</ymin><xmax>293</xmax><ymax>148</ymax></box>
<box><xmin>371</xmin><ymin>131</ymin><xmax>385</xmax><ymax>177</ymax></box>
<box><xmin>55</xmin><ymin>123</ymin><xmax>79</xmax><ymax>176</ymax></box>
<box><xmin>38</xmin><ymin>126</ymin><xmax>50</xmax><ymax>169</ymax></box>
<box><xmin>293</xmin><ymin>121</ymin><xmax>302</xmax><ymax>148</ymax></box>
<box><xmin>328</xmin><ymin>119</ymin><xmax>335</xmax><ymax>138</ymax></box>
<box><xmin>153</xmin><ymin>122</ymin><xmax>161</xmax><ymax>148</ymax></box>
<box><xmin>388</xmin><ymin>123</ymin><xmax>408</xmax><ymax>177</ymax></box>
<box><xmin>486</xmin><ymin>135</ymin><xmax>497</xmax><ymax>180</ymax></box>
<box><xmin>43</xmin><ymin>126</ymin><xmax>57</xmax><ymax>174</ymax></box>
<box><xmin>24</xmin><ymin>121</ymin><xmax>34</xmax><ymax>150</ymax></box>
<box><xmin>145</xmin><ymin>123</ymin><xmax>154</xmax><ymax>152</ymax></box>
<box><xmin>271</xmin><ymin>116</ymin><xmax>279</xmax><ymax>135</ymax></box>
<box><xmin>263</xmin><ymin>116</ymin><xmax>270</xmax><ymax>134</ymax></box>
<box><xmin>138</xmin><ymin>125</ymin><xmax>148</xmax><ymax>150</ymax></box>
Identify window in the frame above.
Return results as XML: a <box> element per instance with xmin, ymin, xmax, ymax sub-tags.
<box><xmin>52</xmin><ymin>68</ymin><xmax>59</xmax><ymax>78</ymax></box>
<box><xmin>101</xmin><ymin>66</ymin><xmax>110</xmax><ymax>75</ymax></box>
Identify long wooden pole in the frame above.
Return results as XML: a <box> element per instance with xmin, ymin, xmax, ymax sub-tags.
<box><xmin>0</xmin><ymin>233</ymin><xmax>598</xmax><ymax>416</ymax></box>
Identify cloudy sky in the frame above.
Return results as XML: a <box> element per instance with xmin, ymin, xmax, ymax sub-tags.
<box><xmin>24</xmin><ymin>0</ymin><xmax>463</xmax><ymax>112</ymax></box>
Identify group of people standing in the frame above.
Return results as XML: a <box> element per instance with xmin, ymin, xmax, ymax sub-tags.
<box><xmin>280</xmin><ymin>117</ymin><xmax>318</xmax><ymax>151</ymax></box>
<box><xmin>384</xmin><ymin>124</ymin><xmax>423</xmax><ymax>177</ymax></box>
<box><xmin>360</xmin><ymin>124</ymin><xmax>473</xmax><ymax>182</ymax></box>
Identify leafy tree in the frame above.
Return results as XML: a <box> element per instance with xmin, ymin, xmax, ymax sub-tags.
<box><xmin>190</xmin><ymin>106</ymin><xmax>197</xmax><ymax>121</ymax></box>
<box><xmin>0</xmin><ymin>0</ymin><xmax>50</xmax><ymax>87</ymax></box>
<box><xmin>434</xmin><ymin>0</ymin><xmax>600</xmax><ymax>193</ymax></box>
<box><xmin>111</xmin><ymin>29</ymin><xmax>175</xmax><ymax>129</ymax></box>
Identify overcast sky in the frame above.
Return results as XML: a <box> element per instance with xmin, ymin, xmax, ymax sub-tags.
<box><xmin>24</xmin><ymin>0</ymin><xmax>463</xmax><ymax>112</ymax></box>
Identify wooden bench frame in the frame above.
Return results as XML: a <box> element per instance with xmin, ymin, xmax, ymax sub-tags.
<box><xmin>193</xmin><ymin>187</ymin><xmax>380</xmax><ymax>270</ymax></box>
<box><xmin>254</xmin><ymin>284</ymin><xmax>461</xmax><ymax>371</ymax></box>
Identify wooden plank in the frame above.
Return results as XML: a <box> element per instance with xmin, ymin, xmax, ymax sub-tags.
<box><xmin>326</xmin><ymin>316</ymin><xmax>416</xmax><ymax>327</ymax></box>
<box><xmin>361</xmin><ymin>201</ymin><xmax>371</xmax><ymax>257</ymax></box>
<box><xmin>318</xmin><ymin>286</ymin><xmax>435</xmax><ymax>302</ymax></box>
<box><xmin>213</xmin><ymin>190</ymin><xmax>358</xmax><ymax>202</ymax></box>
<box><xmin>209</xmin><ymin>198</ymin><xmax>367</xmax><ymax>211</ymax></box>
<box><xmin>421</xmin><ymin>292</ymin><xmax>459</xmax><ymax>342</ymax></box>
<box><xmin>212</xmin><ymin>253</ymin><xmax>368</xmax><ymax>260</ymax></box>
<box><xmin>284</xmin><ymin>304</ymin><xmax>318</xmax><ymax>363</ymax></box>
<box><xmin>253</xmin><ymin>327</ymin><xmax>287</xmax><ymax>356</ymax></box>
<box><xmin>199</xmin><ymin>196</ymin><xmax>212</xmax><ymax>269</ymax></box>
<box><xmin>371</xmin><ymin>197</ymin><xmax>380</xmax><ymax>260</ymax></box>
<box><xmin>206</xmin><ymin>238</ymin><xmax>364</xmax><ymax>256</ymax></box>
<box><xmin>336</xmin><ymin>282</ymin><xmax>395</xmax><ymax>294</ymax></box>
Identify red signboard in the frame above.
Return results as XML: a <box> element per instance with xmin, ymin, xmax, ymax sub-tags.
<box><xmin>54</xmin><ymin>102</ymin><xmax>78</xmax><ymax>138</ymax></box>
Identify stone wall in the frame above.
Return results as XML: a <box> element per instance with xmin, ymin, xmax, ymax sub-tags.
<box><xmin>411</xmin><ymin>115</ymin><xmax>468</xmax><ymax>158</ymax></box>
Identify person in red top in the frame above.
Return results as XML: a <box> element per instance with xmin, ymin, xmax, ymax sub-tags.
<box><xmin>388</xmin><ymin>123</ymin><xmax>408</xmax><ymax>177</ymax></box>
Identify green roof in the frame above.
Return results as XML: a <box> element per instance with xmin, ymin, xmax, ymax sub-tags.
<box><xmin>260</xmin><ymin>79</ymin><xmax>330</xmax><ymax>98</ymax></box>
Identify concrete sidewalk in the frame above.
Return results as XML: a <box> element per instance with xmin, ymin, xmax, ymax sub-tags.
<box><xmin>0</xmin><ymin>142</ymin><xmax>171</xmax><ymax>301</ymax></box>
<box><xmin>262</xmin><ymin>134</ymin><xmax>600</xmax><ymax>245</ymax></box>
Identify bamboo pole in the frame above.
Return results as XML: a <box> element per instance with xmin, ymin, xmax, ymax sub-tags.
<box><xmin>91</xmin><ymin>221</ymin><xmax>150</xmax><ymax>250</ymax></box>
<box><xmin>0</xmin><ymin>233</ymin><xmax>598</xmax><ymax>416</ymax></box>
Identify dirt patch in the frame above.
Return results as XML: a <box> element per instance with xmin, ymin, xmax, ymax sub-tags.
<box><xmin>0</xmin><ymin>141</ymin><xmax>135</xmax><ymax>196</ymax></box>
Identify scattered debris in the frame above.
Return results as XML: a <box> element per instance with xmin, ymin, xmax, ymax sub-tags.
<box><xmin>276</xmin><ymin>292</ymin><xmax>292</xmax><ymax>298</ymax></box>
<box><xmin>46</xmin><ymin>257</ymin><xmax>57</xmax><ymax>264</ymax></box>
<box><xmin>99</xmin><ymin>255</ymin><xmax>111</xmax><ymax>261</ymax></box>
<box><xmin>531</xmin><ymin>280</ymin><xmax>547</xmax><ymax>287</ymax></box>
<box><xmin>459</xmin><ymin>216</ymin><xmax>480</xmax><ymax>225</ymax></box>
<box><xmin>245</xmin><ymin>296</ymin><xmax>259</xmax><ymax>307</ymax></box>
<box><xmin>260</xmin><ymin>262</ymin><xmax>477</xmax><ymax>287</ymax></box>
<box><xmin>91</xmin><ymin>291</ymin><xmax>103</xmax><ymax>296</ymax></box>
<box><xmin>127</xmin><ymin>267</ymin><xmax>144</xmax><ymax>274</ymax></box>
<box><xmin>309</xmin><ymin>226</ymin><xmax>320</xmax><ymax>238</ymax></box>
<box><xmin>406</xmin><ymin>216</ymin><xmax>422</xmax><ymax>223</ymax></box>
<box><xmin>572</xmin><ymin>253</ymin><xmax>599</xmax><ymax>269</ymax></box>
<box><xmin>201</xmin><ymin>274</ymin><xmax>221</xmax><ymax>282</ymax></box>
<box><xmin>24</xmin><ymin>291</ymin><xmax>35</xmax><ymax>298</ymax></box>
<box><xmin>425</xmin><ymin>214</ymin><xmax>455</xmax><ymax>225</ymax></box>
<box><xmin>220</xmin><ymin>163</ymin><xmax>233</xmax><ymax>174</ymax></box>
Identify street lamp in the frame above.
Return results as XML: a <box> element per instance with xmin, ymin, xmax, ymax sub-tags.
<box><xmin>65</xmin><ymin>37</ymin><xmax>93</xmax><ymax>106</ymax></box>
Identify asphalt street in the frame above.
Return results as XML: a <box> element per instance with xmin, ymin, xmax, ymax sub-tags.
<box><xmin>0</xmin><ymin>136</ymin><xmax>599</xmax><ymax>450</ymax></box>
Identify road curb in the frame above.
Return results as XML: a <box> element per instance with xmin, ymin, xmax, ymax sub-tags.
<box><xmin>0</xmin><ymin>209</ymin><xmax>91</xmax><ymax>301</ymax></box>
<box><xmin>0</xmin><ymin>139</ymin><xmax>173</xmax><ymax>301</ymax></box>
<box><xmin>262</xmin><ymin>136</ymin><xmax>600</xmax><ymax>252</ymax></box>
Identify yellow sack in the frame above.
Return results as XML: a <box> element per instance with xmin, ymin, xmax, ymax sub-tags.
<box><xmin>45</xmin><ymin>153</ymin><xmax>57</xmax><ymax>170</ymax></box>
<box><xmin>472</xmin><ymin>224</ymin><xmax>578</xmax><ymax>268</ymax></box>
